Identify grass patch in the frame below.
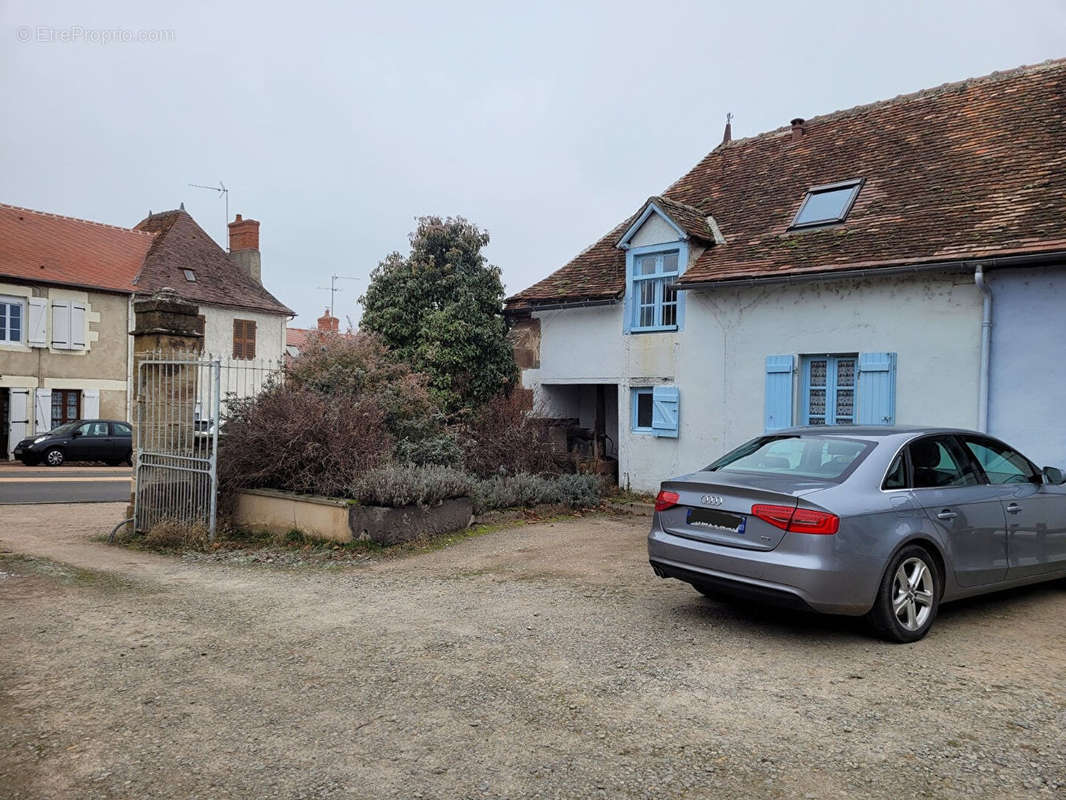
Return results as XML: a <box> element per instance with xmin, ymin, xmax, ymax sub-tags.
<box><xmin>108</xmin><ymin>508</ymin><xmax>603</xmax><ymax>566</ymax></box>
<box><xmin>0</xmin><ymin>553</ymin><xmax>142</xmax><ymax>593</ymax></box>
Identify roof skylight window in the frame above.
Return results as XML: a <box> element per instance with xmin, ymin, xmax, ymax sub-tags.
<box><xmin>790</xmin><ymin>179</ymin><xmax>864</xmax><ymax>229</ymax></box>
<box><xmin>183</xmin><ymin>269</ymin><xmax>196</xmax><ymax>282</ymax></box>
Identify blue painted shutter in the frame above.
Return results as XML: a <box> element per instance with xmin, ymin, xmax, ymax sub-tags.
<box><xmin>765</xmin><ymin>355</ymin><xmax>795</xmax><ymax>431</ymax></box>
<box><xmin>622</xmin><ymin>254</ymin><xmax>634</xmax><ymax>334</ymax></box>
<box><xmin>651</xmin><ymin>386</ymin><xmax>679</xmax><ymax>438</ymax></box>
<box><xmin>857</xmin><ymin>352</ymin><xmax>897</xmax><ymax>425</ymax></box>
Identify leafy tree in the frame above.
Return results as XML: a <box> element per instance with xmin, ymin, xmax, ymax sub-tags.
<box><xmin>360</xmin><ymin>216</ymin><xmax>517</xmax><ymax>416</ymax></box>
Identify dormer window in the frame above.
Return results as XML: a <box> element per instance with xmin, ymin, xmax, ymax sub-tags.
<box><xmin>631</xmin><ymin>249</ymin><xmax>680</xmax><ymax>330</ymax></box>
<box><xmin>790</xmin><ymin>179</ymin><xmax>864</xmax><ymax>229</ymax></box>
<box><xmin>183</xmin><ymin>269</ymin><xmax>196</xmax><ymax>282</ymax></box>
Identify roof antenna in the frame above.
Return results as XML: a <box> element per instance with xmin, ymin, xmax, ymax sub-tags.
<box><xmin>188</xmin><ymin>180</ymin><xmax>229</xmax><ymax>243</ymax></box>
<box><xmin>722</xmin><ymin>112</ymin><xmax>733</xmax><ymax>145</ymax></box>
<box><xmin>316</xmin><ymin>274</ymin><xmax>362</xmax><ymax>317</ymax></box>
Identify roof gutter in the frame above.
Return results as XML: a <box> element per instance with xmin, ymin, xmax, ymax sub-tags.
<box><xmin>511</xmin><ymin>297</ymin><xmax>620</xmax><ymax>313</ymax></box>
<box><xmin>677</xmin><ymin>250</ymin><xmax>1066</xmax><ymax>290</ymax></box>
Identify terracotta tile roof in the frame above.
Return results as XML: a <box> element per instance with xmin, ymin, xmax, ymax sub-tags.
<box><xmin>0</xmin><ymin>203</ymin><xmax>155</xmax><ymax>292</ymax></box>
<box><xmin>134</xmin><ymin>210</ymin><xmax>293</xmax><ymax>315</ymax></box>
<box><xmin>286</xmin><ymin>326</ymin><xmax>313</xmax><ymax>350</ymax></box>
<box><xmin>508</xmin><ymin>58</ymin><xmax>1066</xmax><ymax>308</ymax></box>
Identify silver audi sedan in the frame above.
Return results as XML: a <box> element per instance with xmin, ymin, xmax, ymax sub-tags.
<box><xmin>648</xmin><ymin>427</ymin><xmax>1066</xmax><ymax>642</ymax></box>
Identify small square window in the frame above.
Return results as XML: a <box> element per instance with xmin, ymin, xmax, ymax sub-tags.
<box><xmin>183</xmin><ymin>269</ymin><xmax>197</xmax><ymax>282</ymax></box>
<box><xmin>791</xmin><ymin>179</ymin><xmax>863</xmax><ymax>229</ymax></box>
<box><xmin>632</xmin><ymin>388</ymin><xmax>654</xmax><ymax>432</ymax></box>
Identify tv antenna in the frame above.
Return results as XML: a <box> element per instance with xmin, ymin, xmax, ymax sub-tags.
<box><xmin>316</xmin><ymin>274</ymin><xmax>361</xmax><ymax>316</ymax></box>
<box><xmin>188</xmin><ymin>181</ymin><xmax>229</xmax><ymax>240</ymax></box>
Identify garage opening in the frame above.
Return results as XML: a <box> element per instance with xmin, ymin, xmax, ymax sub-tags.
<box><xmin>536</xmin><ymin>383</ymin><xmax>618</xmax><ymax>484</ymax></box>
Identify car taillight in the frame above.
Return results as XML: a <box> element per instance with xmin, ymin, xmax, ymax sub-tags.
<box><xmin>788</xmin><ymin>507</ymin><xmax>839</xmax><ymax>534</ymax></box>
<box><xmin>654</xmin><ymin>490</ymin><xmax>680</xmax><ymax>512</ymax></box>
<box><xmin>751</xmin><ymin>504</ymin><xmax>838</xmax><ymax>535</ymax></box>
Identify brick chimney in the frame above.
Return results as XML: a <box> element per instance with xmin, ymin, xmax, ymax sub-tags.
<box><xmin>228</xmin><ymin>213</ymin><xmax>261</xmax><ymax>285</ymax></box>
<box><xmin>790</xmin><ymin>118</ymin><xmax>806</xmax><ymax>142</ymax></box>
<box><xmin>317</xmin><ymin>308</ymin><xmax>339</xmax><ymax>332</ymax></box>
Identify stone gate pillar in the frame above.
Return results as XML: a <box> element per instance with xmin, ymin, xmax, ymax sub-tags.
<box><xmin>125</xmin><ymin>289</ymin><xmax>204</xmax><ymax>528</ymax></box>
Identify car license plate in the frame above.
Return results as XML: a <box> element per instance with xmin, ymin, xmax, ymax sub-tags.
<box><xmin>687</xmin><ymin>507</ymin><xmax>746</xmax><ymax>534</ymax></box>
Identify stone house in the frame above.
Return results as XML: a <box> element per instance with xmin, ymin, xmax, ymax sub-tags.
<box><xmin>0</xmin><ymin>203</ymin><xmax>292</xmax><ymax>459</ymax></box>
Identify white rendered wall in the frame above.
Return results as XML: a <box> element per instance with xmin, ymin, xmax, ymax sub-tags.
<box><xmin>201</xmin><ymin>305</ymin><xmax>287</xmax><ymax>366</ymax></box>
<box><xmin>523</xmin><ymin>272</ymin><xmax>983</xmax><ymax>492</ymax></box>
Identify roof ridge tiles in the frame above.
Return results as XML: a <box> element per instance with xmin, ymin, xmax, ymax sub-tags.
<box><xmin>714</xmin><ymin>57</ymin><xmax>1066</xmax><ymax>151</ymax></box>
<box><xmin>0</xmin><ymin>202</ymin><xmax>157</xmax><ymax>238</ymax></box>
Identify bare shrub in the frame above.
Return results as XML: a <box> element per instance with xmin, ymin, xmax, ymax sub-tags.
<box><xmin>218</xmin><ymin>384</ymin><xmax>392</xmax><ymax>500</ymax></box>
<box><xmin>286</xmin><ymin>331</ymin><xmax>445</xmax><ymax>445</ymax></box>
<box><xmin>351</xmin><ymin>465</ymin><xmax>472</xmax><ymax>507</ymax></box>
<box><xmin>459</xmin><ymin>389</ymin><xmax>558</xmax><ymax>478</ymax></box>
<box><xmin>143</xmin><ymin>519</ymin><xmax>210</xmax><ymax>551</ymax></box>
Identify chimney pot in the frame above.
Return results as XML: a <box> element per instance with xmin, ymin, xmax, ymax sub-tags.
<box><xmin>317</xmin><ymin>308</ymin><xmax>340</xmax><ymax>332</ymax></box>
<box><xmin>790</xmin><ymin>118</ymin><xmax>806</xmax><ymax>142</ymax></box>
<box><xmin>228</xmin><ymin>214</ymin><xmax>262</xmax><ymax>285</ymax></box>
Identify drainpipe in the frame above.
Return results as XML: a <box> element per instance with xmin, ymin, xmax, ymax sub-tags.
<box><xmin>974</xmin><ymin>264</ymin><xmax>992</xmax><ymax>433</ymax></box>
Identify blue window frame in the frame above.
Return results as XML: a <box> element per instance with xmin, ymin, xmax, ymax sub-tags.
<box><xmin>801</xmin><ymin>354</ymin><xmax>857</xmax><ymax>425</ymax></box>
<box><xmin>0</xmin><ymin>296</ymin><xmax>23</xmax><ymax>344</ymax></box>
<box><xmin>624</xmin><ymin>242</ymin><xmax>689</xmax><ymax>334</ymax></box>
<box><xmin>632</xmin><ymin>386</ymin><xmax>681</xmax><ymax>437</ymax></box>
<box><xmin>631</xmin><ymin>387</ymin><xmax>654</xmax><ymax>433</ymax></box>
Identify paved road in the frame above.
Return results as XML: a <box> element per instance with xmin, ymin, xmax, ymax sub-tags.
<box><xmin>0</xmin><ymin>465</ymin><xmax>131</xmax><ymax>504</ymax></box>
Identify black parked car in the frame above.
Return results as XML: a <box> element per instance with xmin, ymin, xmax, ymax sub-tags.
<box><xmin>14</xmin><ymin>419</ymin><xmax>133</xmax><ymax>467</ymax></box>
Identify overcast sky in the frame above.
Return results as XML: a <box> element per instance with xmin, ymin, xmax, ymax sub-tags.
<box><xmin>2</xmin><ymin>0</ymin><xmax>1064</xmax><ymax>328</ymax></box>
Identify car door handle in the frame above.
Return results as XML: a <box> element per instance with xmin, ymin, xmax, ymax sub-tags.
<box><xmin>936</xmin><ymin>510</ymin><xmax>957</xmax><ymax>521</ymax></box>
<box><xmin>1006</xmin><ymin>503</ymin><xmax>1022</xmax><ymax>514</ymax></box>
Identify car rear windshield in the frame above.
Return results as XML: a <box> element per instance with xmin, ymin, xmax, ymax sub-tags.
<box><xmin>706</xmin><ymin>435</ymin><xmax>874</xmax><ymax>482</ymax></box>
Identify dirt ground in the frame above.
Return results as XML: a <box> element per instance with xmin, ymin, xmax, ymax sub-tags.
<box><xmin>1</xmin><ymin>504</ymin><xmax>1064</xmax><ymax>799</ymax></box>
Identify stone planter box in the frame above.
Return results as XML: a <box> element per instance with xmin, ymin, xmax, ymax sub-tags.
<box><xmin>349</xmin><ymin>497</ymin><xmax>473</xmax><ymax>545</ymax></box>
<box><xmin>234</xmin><ymin>489</ymin><xmax>352</xmax><ymax>542</ymax></box>
<box><xmin>234</xmin><ymin>489</ymin><xmax>473</xmax><ymax>545</ymax></box>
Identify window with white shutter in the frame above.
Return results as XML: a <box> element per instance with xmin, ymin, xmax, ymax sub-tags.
<box><xmin>49</xmin><ymin>301</ymin><xmax>88</xmax><ymax>350</ymax></box>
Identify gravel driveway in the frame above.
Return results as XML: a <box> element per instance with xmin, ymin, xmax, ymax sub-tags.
<box><xmin>1</xmin><ymin>503</ymin><xmax>1064</xmax><ymax>799</ymax></box>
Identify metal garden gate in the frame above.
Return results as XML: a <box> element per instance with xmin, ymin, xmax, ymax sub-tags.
<box><xmin>133</xmin><ymin>353</ymin><xmax>221</xmax><ymax>538</ymax></box>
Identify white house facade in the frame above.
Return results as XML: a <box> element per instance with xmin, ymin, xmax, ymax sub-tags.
<box><xmin>507</xmin><ymin>60</ymin><xmax>1066</xmax><ymax>491</ymax></box>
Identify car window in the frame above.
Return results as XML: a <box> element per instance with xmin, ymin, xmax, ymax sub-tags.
<box><xmin>883</xmin><ymin>453</ymin><xmax>907</xmax><ymax>489</ymax></box>
<box><xmin>961</xmin><ymin>437</ymin><xmax>1037</xmax><ymax>485</ymax></box>
<box><xmin>907</xmin><ymin>437</ymin><xmax>980</xmax><ymax>489</ymax></box>
<box><xmin>707</xmin><ymin>435</ymin><xmax>873</xmax><ymax>481</ymax></box>
<box><xmin>112</xmin><ymin>422</ymin><xmax>132</xmax><ymax>436</ymax></box>
<box><xmin>78</xmin><ymin>422</ymin><xmax>109</xmax><ymax>437</ymax></box>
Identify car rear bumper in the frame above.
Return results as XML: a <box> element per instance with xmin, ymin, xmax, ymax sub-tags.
<box><xmin>648</xmin><ymin>524</ymin><xmax>876</xmax><ymax>616</ymax></box>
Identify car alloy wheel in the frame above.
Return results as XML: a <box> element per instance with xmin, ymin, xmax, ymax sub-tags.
<box><xmin>868</xmin><ymin>545</ymin><xmax>940</xmax><ymax>643</ymax></box>
<box><xmin>45</xmin><ymin>448</ymin><xmax>64</xmax><ymax>467</ymax></box>
<box><xmin>892</xmin><ymin>557</ymin><xmax>935</xmax><ymax>632</ymax></box>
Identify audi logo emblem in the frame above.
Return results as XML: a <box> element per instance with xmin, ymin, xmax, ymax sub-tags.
<box><xmin>701</xmin><ymin>495</ymin><xmax>724</xmax><ymax>506</ymax></box>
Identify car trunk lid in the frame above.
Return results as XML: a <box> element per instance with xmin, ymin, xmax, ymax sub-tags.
<box><xmin>657</xmin><ymin>472</ymin><xmax>828</xmax><ymax>551</ymax></box>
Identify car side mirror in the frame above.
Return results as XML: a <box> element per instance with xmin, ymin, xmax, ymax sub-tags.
<box><xmin>1042</xmin><ymin>466</ymin><xmax>1065</xmax><ymax>485</ymax></box>
<box><xmin>71</xmin><ymin>430</ymin><xmax>82</xmax><ymax>438</ymax></box>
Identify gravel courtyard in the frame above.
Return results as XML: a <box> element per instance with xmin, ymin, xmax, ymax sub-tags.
<box><xmin>1</xmin><ymin>503</ymin><xmax>1064</xmax><ymax>799</ymax></box>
